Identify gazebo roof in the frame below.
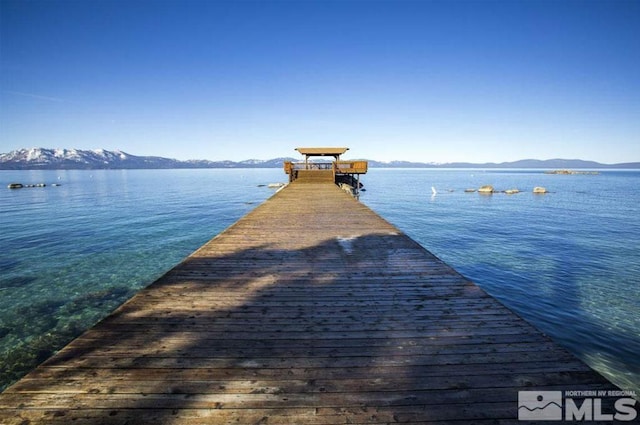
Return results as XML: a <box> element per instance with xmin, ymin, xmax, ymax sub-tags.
<box><xmin>295</xmin><ymin>147</ymin><xmax>349</xmax><ymax>157</ymax></box>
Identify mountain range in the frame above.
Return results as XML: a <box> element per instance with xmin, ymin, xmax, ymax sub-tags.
<box><xmin>1</xmin><ymin>148</ymin><xmax>638</xmax><ymax>170</ymax></box>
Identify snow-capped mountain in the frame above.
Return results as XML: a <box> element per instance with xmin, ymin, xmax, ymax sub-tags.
<box><xmin>0</xmin><ymin>148</ymin><xmax>178</xmax><ymax>169</ymax></box>
<box><xmin>0</xmin><ymin>148</ymin><xmax>297</xmax><ymax>169</ymax></box>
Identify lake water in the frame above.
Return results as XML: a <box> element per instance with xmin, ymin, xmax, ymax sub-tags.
<box><xmin>1</xmin><ymin>168</ymin><xmax>638</xmax><ymax>394</ymax></box>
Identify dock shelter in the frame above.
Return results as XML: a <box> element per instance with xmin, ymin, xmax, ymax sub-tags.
<box><xmin>284</xmin><ymin>147</ymin><xmax>368</xmax><ymax>190</ymax></box>
<box><xmin>295</xmin><ymin>147</ymin><xmax>350</xmax><ymax>163</ymax></box>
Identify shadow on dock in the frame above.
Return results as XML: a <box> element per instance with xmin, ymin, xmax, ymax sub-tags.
<box><xmin>1</xmin><ymin>231</ymin><xmax>619</xmax><ymax>424</ymax></box>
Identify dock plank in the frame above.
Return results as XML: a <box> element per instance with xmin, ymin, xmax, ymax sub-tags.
<box><xmin>0</xmin><ymin>181</ymin><xmax>620</xmax><ymax>424</ymax></box>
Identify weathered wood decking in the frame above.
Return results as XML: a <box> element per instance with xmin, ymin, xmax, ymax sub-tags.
<box><xmin>0</xmin><ymin>181</ymin><xmax>619</xmax><ymax>424</ymax></box>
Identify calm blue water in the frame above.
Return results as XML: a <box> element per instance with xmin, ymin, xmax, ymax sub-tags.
<box><xmin>1</xmin><ymin>168</ymin><xmax>638</xmax><ymax>394</ymax></box>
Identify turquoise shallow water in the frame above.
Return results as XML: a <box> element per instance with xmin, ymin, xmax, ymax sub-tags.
<box><xmin>1</xmin><ymin>168</ymin><xmax>638</xmax><ymax>394</ymax></box>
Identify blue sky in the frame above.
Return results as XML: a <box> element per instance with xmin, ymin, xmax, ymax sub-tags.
<box><xmin>1</xmin><ymin>0</ymin><xmax>638</xmax><ymax>163</ymax></box>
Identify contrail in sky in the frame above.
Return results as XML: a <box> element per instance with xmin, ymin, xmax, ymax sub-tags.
<box><xmin>4</xmin><ymin>90</ymin><xmax>66</xmax><ymax>102</ymax></box>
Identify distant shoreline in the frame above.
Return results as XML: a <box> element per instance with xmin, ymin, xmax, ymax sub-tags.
<box><xmin>544</xmin><ymin>169</ymin><xmax>601</xmax><ymax>175</ymax></box>
<box><xmin>1</xmin><ymin>148</ymin><xmax>639</xmax><ymax>170</ymax></box>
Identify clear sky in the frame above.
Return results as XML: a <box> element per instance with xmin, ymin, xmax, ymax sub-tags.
<box><xmin>1</xmin><ymin>0</ymin><xmax>638</xmax><ymax>163</ymax></box>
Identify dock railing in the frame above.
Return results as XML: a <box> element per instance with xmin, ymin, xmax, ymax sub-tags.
<box><xmin>284</xmin><ymin>161</ymin><xmax>333</xmax><ymax>172</ymax></box>
<box><xmin>284</xmin><ymin>160</ymin><xmax>367</xmax><ymax>184</ymax></box>
<box><xmin>334</xmin><ymin>160</ymin><xmax>368</xmax><ymax>175</ymax></box>
<box><xmin>284</xmin><ymin>160</ymin><xmax>367</xmax><ymax>175</ymax></box>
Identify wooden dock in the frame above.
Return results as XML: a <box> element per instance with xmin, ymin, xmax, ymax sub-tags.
<box><xmin>0</xmin><ymin>181</ymin><xmax>620</xmax><ymax>424</ymax></box>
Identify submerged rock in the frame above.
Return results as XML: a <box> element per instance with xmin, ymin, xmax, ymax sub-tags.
<box><xmin>8</xmin><ymin>183</ymin><xmax>49</xmax><ymax>189</ymax></box>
